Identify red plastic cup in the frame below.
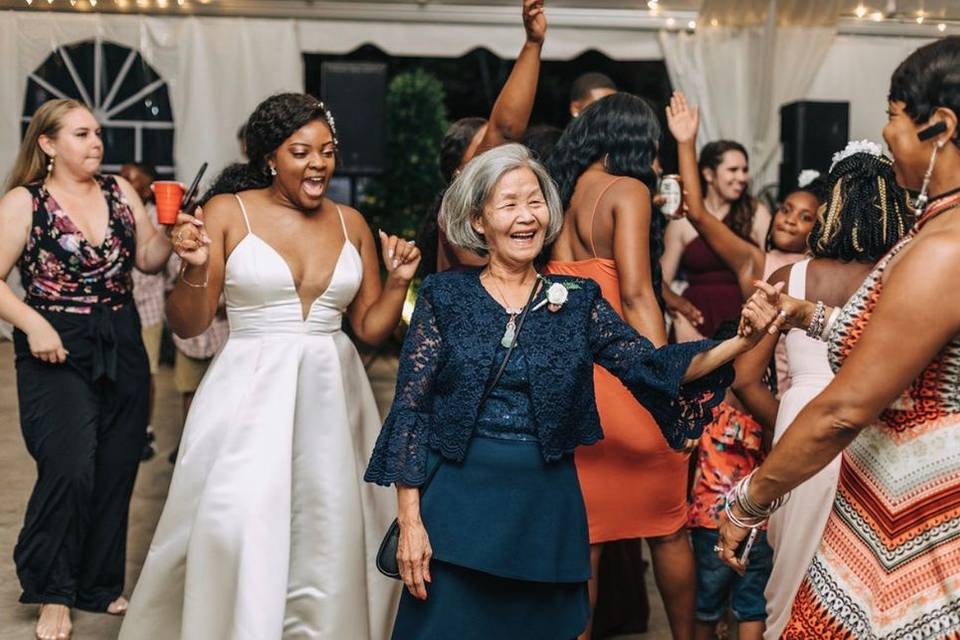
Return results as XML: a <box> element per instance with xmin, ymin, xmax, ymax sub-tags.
<box><xmin>152</xmin><ymin>181</ymin><xmax>185</xmax><ymax>225</ymax></box>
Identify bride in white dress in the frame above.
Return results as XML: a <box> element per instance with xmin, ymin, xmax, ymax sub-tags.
<box><xmin>120</xmin><ymin>94</ymin><xmax>416</xmax><ymax>639</ymax></box>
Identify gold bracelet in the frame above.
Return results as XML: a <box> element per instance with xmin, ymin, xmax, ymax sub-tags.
<box><xmin>179</xmin><ymin>261</ymin><xmax>209</xmax><ymax>288</ymax></box>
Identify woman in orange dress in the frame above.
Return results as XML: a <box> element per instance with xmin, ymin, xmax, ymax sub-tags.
<box><xmin>546</xmin><ymin>92</ymin><xmax>695</xmax><ymax>640</ymax></box>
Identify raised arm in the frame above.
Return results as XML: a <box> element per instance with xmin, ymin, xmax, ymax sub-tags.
<box><xmin>115</xmin><ymin>175</ymin><xmax>172</xmax><ymax>274</ymax></box>
<box><xmin>718</xmin><ymin>229</ymin><xmax>960</xmax><ymax>570</ymax></box>
<box><xmin>471</xmin><ymin>0</ymin><xmax>546</xmax><ymax>158</ymax></box>
<box><xmin>588</xmin><ymin>282</ymin><xmax>779</xmax><ymax>448</ymax></box>
<box><xmin>667</xmin><ymin>91</ymin><xmax>764</xmax><ymax>299</ymax></box>
<box><xmin>346</xmin><ymin>207</ymin><xmax>420</xmax><ymax>346</ymax></box>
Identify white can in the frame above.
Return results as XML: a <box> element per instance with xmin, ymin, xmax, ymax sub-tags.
<box><xmin>659</xmin><ymin>174</ymin><xmax>683</xmax><ymax>219</ymax></box>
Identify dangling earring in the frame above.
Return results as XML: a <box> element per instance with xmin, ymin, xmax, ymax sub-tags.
<box><xmin>46</xmin><ymin>155</ymin><xmax>55</xmax><ymax>174</ymax></box>
<box><xmin>914</xmin><ymin>139</ymin><xmax>945</xmax><ymax>214</ymax></box>
<box><xmin>269</xmin><ymin>166</ymin><xmax>277</xmax><ymax>177</ymax></box>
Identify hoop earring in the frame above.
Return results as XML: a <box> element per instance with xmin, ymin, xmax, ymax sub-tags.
<box><xmin>914</xmin><ymin>140</ymin><xmax>945</xmax><ymax>214</ymax></box>
<box><xmin>46</xmin><ymin>156</ymin><xmax>55</xmax><ymax>174</ymax></box>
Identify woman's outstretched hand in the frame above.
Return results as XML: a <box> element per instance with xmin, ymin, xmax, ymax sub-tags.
<box><xmin>666</xmin><ymin>91</ymin><xmax>700</xmax><ymax>145</ymax></box>
<box><xmin>738</xmin><ymin>282</ymin><xmax>784</xmax><ymax>344</ymax></box>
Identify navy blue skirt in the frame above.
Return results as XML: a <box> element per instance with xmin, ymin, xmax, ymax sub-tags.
<box><xmin>390</xmin><ymin>436</ymin><xmax>590</xmax><ymax>639</ymax></box>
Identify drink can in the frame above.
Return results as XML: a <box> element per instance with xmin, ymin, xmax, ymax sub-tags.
<box><xmin>659</xmin><ymin>174</ymin><xmax>683</xmax><ymax>219</ymax></box>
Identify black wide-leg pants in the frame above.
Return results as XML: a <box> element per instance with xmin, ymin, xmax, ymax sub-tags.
<box><xmin>12</xmin><ymin>305</ymin><xmax>149</xmax><ymax>611</ymax></box>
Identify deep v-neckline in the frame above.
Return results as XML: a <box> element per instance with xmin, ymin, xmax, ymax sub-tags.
<box><xmin>230</xmin><ymin>195</ymin><xmax>354</xmax><ymax>323</ymax></box>
<box><xmin>42</xmin><ymin>179</ymin><xmax>113</xmax><ymax>250</ymax></box>
<box><xmin>248</xmin><ymin>233</ymin><xmax>349</xmax><ymax>322</ymax></box>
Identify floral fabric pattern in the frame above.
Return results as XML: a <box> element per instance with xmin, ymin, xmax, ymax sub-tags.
<box><xmin>19</xmin><ymin>176</ymin><xmax>136</xmax><ymax>314</ymax></box>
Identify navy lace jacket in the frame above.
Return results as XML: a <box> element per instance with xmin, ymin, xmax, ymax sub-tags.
<box><xmin>364</xmin><ymin>270</ymin><xmax>733</xmax><ymax>487</ymax></box>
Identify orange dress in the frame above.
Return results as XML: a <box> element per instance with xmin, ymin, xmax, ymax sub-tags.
<box><xmin>545</xmin><ymin>179</ymin><xmax>688</xmax><ymax>543</ymax></box>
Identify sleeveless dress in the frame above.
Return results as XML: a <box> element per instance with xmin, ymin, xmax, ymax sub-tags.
<box><xmin>546</xmin><ymin>178</ymin><xmax>688</xmax><ymax>541</ymax></box>
<box><xmin>120</xmin><ymin>196</ymin><xmax>400</xmax><ymax>639</ymax></box>
<box><xmin>763</xmin><ymin>259</ymin><xmax>839</xmax><ymax>640</ymax></box>
<box><xmin>679</xmin><ymin>236</ymin><xmax>743</xmax><ymax>339</ymax></box>
<box><xmin>784</xmin><ymin>199</ymin><xmax>960</xmax><ymax>638</ymax></box>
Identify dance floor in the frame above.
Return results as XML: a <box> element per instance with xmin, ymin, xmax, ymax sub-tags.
<box><xmin>0</xmin><ymin>340</ymin><xmax>668</xmax><ymax>639</ymax></box>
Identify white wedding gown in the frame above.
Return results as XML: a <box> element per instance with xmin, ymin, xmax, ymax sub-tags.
<box><xmin>120</xmin><ymin>195</ymin><xmax>400</xmax><ymax>639</ymax></box>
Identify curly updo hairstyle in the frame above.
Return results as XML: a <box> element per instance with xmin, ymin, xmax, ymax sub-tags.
<box><xmin>889</xmin><ymin>36</ymin><xmax>960</xmax><ymax>147</ymax></box>
<box><xmin>809</xmin><ymin>152</ymin><xmax>912</xmax><ymax>263</ymax></box>
<box><xmin>202</xmin><ymin>93</ymin><xmax>339</xmax><ymax>203</ymax></box>
<box><xmin>547</xmin><ymin>92</ymin><xmax>665</xmax><ymax>308</ymax></box>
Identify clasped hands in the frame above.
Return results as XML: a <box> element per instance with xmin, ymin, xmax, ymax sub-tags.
<box><xmin>737</xmin><ymin>280</ymin><xmax>810</xmax><ymax>341</ymax></box>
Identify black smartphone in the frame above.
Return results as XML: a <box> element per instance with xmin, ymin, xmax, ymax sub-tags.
<box><xmin>179</xmin><ymin>162</ymin><xmax>208</xmax><ymax>214</ymax></box>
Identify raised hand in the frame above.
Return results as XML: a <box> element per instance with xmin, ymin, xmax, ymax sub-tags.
<box><xmin>378</xmin><ymin>230</ymin><xmax>421</xmax><ymax>284</ymax></box>
<box><xmin>169</xmin><ymin>207</ymin><xmax>211</xmax><ymax>267</ymax></box>
<box><xmin>523</xmin><ymin>0</ymin><xmax>547</xmax><ymax>45</ymax></box>
<box><xmin>666</xmin><ymin>91</ymin><xmax>700</xmax><ymax>145</ymax></box>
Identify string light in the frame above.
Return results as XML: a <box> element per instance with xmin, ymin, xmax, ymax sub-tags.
<box><xmin>647</xmin><ymin>0</ymin><xmax>658</xmax><ymax>8</ymax></box>
<box><xmin>665</xmin><ymin>17</ymin><xmax>676</xmax><ymax>28</ymax></box>
<box><xmin>710</xmin><ymin>18</ymin><xmax>719</xmax><ymax>26</ymax></box>
<box><xmin>688</xmin><ymin>20</ymin><xmax>697</xmax><ymax>29</ymax></box>
<box><xmin>870</xmin><ymin>11</ymin><xmax>884</xmax><ymax>21</ymax></box>
<box><xmin>854</xmin><ymin>4</ymin><xmax>868</xmax><ymax>18</ymax></box>
<box><xmin>916</xmin><ymin>12</ymin><xmax>925</xmax><ymax>24</ymax></box>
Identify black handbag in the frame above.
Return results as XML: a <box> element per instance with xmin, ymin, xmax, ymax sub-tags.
<box><xmin>376</xmin><ymin>276</ymin><xmax>540</xmax><ymax>579</ymax></box>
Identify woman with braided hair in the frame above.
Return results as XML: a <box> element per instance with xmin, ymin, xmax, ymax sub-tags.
<box><xmin>727</xmin><ymin>144</ymin><xmax>910</xmax><ymax>639</ymax></box>
<box><xmin>120</xmin><ymin>93</ymin><xmax>415</xmax><ymax>639</ymax></box>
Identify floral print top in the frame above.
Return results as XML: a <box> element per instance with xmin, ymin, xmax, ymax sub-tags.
<box><xmin>688</xmin><ymin>401</ymin><xmax>766</xmax><ymax>530</ymax></box>
<box><xmin>19</xmin><ymin>176</ymin><xmax>137</xmax><ymax>314</ymax></box>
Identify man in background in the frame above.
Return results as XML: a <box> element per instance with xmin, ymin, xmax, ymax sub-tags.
<box><xmin>569</xmin><ymin>71</ymin><xmax>617</xmax><ymax>119</ymax></box>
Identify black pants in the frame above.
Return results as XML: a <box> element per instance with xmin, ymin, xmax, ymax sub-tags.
<box><xmin>13</xmin><ymin>305</ymin><xmax>149</xmax><ymax>611</ymax></box>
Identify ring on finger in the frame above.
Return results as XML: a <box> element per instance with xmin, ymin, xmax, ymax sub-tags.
<box><xmin>713</xmin><ymin>544</ymin><xmax>723</xmax><ymax>553</ymax></box>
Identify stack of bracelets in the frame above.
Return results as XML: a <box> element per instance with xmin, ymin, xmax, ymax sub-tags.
<box><xmin>724</xmin><ymin>470</ymin><xmax>790</xmax><ymax>529</ymax></box>
<box><xmin>805</xmin><ymin>300</ymin><xmax>842</xmax><ymax>342</ymax></box>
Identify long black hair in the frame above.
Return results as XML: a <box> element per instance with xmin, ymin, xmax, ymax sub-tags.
<box><xmin>201</xmin><ymin>93</ymin><xmax>338</xmax><ymax>203</ymax></box>
<box><xmin>698</xmin><ymin>140</ymin><xmax>759</xmax><ymax>242</ymax></box>
<box><xmin>810</xmin><ymin>152</ymin><xmax>912</xmax><ymax>262</ymax></box>
<box><xmin>547</xmin><ymin>92</ymin><xmax>665</xmax><ymax>307</ymax></box>
<box><xmin>889</xmin><ymin>36</ymin><xmax>960</xmax><ymax>144</ymax></box>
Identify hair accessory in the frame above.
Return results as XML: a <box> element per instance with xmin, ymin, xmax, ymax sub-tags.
<box><xmin>316</xmin><ymin>101</ymin><xmax>340</xmax><ymax>147</ymax></box>
<box><xmin>797</xmin><ymin>169</ymin><xmax>820</xmax><ymax>188</ymax></box>
<box><xmin>829</xmin><ymin>140</ymin><xmax>884</xmax><ymax>173</ymax></box>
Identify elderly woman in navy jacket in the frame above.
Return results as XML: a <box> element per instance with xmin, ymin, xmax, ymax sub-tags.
<box><xmin>365</xmin><ymin>143</ymin><xmax>778</xmax><ymax>640</ymax></box>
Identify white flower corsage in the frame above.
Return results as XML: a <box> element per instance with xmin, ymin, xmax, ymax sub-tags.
<box><xmin>797</xmin><ymin>169</ymin><xmax>821</xmax><ymax>188</ymax></box>
<box><xmin>534</xmin><ymin>279</ymin><xmax>580</xmax><ymax>312</ymax></box>
<box><xmin>829</xmin><ymin>139</ymin><xmax>884</xmax><ymax>173</ymax></box>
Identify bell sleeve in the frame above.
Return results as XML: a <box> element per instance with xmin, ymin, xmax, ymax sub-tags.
<box><xmin>364</xmin><ymin>278</ymin><xmax>442</xmax><ymax>487</ymax></box>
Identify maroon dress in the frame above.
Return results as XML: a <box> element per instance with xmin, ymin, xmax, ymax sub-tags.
<box><xmin>679</xmin><ymin>236</ymin><xmax>743</xmax><ymax>338</ymax></box>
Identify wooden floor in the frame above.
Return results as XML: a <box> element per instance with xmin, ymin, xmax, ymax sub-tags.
<box><xmin>0</xmin><ymin>340</ymin><xmax>671</xmax><ymax>639</ymax></box>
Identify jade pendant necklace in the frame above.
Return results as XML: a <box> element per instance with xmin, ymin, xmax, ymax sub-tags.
<box><xmin>483</xmin><ymin>270</ymin><xmax>538</xmax><ymax>348</ymax></box>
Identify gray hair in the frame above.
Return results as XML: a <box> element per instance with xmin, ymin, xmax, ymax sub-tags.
<box><xmin>439</xmin><ymin>143</ymin><xmax>564</xmax><ymax>255</ymax></box>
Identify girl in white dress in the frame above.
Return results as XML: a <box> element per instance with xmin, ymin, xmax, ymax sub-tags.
<box><xmin>120</xmin><ymin>94</ymin><xmax>417</xmax><ymax>639</ymax></box>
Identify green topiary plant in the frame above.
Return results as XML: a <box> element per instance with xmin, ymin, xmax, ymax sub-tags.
<box><xmin>360</xmin><ymin>68</ymin><xmax>448</xmax><ymax>241</ymax></box>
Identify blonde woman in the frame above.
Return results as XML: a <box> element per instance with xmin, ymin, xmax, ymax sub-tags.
<box><xmin>0</xmin><ymin>99</ymin><xmax>172</xmax><ymax>639</ymax></box>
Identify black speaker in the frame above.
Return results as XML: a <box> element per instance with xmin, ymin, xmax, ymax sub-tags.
<box><xmin>320</xmin><ymin>62</ymin><xmax>388</xmax><ymax>176</ymax></box>
<box><xmin>779</xmin><ymin>100</ymin><xmax>849</xmax><ymax>199</ymax></box>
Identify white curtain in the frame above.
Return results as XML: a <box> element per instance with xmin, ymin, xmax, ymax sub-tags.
<box><xmin>0</xmin><ymin>10</ymin><xmax>302</xmax><ymax>185</ymax></box>
<box><xmin>660</xmin><ymin>0</ymin><xmax>842</xmax><ymax>186</ymax></box>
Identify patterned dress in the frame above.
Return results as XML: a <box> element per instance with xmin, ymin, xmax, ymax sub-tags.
<box><xmin>783</xmin><ymin>195</ymin><xmax>960</xmax><ymax>639</ymax></box>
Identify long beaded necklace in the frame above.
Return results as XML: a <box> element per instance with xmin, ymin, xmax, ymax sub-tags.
<box><xmin>483</xmin><ymin>269</ymin><xmax>539</xmax><ymax>348</ymax></box>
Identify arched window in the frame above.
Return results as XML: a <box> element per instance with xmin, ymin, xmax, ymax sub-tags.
<box><xmin>22</xmin><ymin>38</ymin><xmax>175</xmax><ymax>178</ymax></box>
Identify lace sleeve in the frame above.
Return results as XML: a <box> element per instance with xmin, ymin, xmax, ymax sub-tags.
<box><xmin>589</xmin><ymin>294</ymin><xmax>733</xmax><ymax>449</ymax></box>
<box><xmin>364</xmin><ymin>278</ymin><xmax>442</xmax><ymax>487</ymax></box>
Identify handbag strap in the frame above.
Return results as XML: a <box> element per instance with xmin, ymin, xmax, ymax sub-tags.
<box><xmin>419</xmin><ymin>274</ymin><xmax>541</xmax><ymax>492</ymax></box>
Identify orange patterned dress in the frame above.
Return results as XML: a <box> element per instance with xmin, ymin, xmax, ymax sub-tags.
<box><xmin>783</xmin><ymin>195</ymin><xmax>960</xmax><ymax>639</ymax></box>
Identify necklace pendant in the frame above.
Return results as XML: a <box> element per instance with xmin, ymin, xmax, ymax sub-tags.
<box><xmin>501</xmin><ymin>318</ymin><xmax>517</xmax><ymax>348</ymax></box>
